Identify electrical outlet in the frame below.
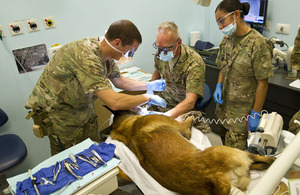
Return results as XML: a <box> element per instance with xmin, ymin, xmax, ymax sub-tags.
<box><xmin>43</xmin><ymin>16</ymin><xmax>56</xmax><ymax>29</ymax></box>
<box><xmin>276</xmin><ymin>23</ymin><xmax>290</xmax><ymax>35</ymax></box>
<box><xmin>0</xmin><ymin>24</ymin><xmax>6</xmax><ymax>37</ymax></box>
<box><xmin>8</xmin><ymin>21</ymin><xmax>24</xmax><ymax>36</ymax></box>
<box><xmin>264</xmin><ymin>21</ymin><xmax>271</xmax><ymax>31</ymax></box>
<box><xmin>26</xmin><ymin>18</ymin><xmax>40</xmax><ymax>32</ymax></box>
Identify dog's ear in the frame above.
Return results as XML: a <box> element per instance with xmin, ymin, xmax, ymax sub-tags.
<box><xmin>180</xmin><ymin>116</ymin><xmax>193</xmax><ymax>130</ymax></box>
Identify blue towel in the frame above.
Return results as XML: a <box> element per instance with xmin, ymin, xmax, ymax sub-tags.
<box><xmin>16</xmin><ymin>142</ymin><xmax>116</xmax><ymax>195</ymax></box>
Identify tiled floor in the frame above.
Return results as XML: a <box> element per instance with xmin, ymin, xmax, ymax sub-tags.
<box><xmin>110</xmin><ymin>131</ymin><xmax>222</xmax><ymax>195</ymax></box>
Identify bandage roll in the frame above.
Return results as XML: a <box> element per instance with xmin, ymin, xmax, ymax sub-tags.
<box><xmin>190</xmin><ymin>31</ymin><xmax>200</xmax><ymax>47</ymax></box>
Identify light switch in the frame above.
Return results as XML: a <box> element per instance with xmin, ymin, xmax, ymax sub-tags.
<box><xmin>276</xmin><ymin>23</ymin><xmax>290</xmax><ymax>35</ymax></box>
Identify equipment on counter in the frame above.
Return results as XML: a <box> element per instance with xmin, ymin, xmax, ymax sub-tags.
<box><xmin>270</xmin><ymin>36</ymin><xmax>297</xmax><ymax>78</ymax></box>
<box><xmin>248</xmin><ymin>112</ymin><xmax>283</xmax><ymax>156</ymax></box>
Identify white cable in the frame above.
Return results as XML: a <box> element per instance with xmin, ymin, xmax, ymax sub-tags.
<box><xmin>182</xmin><ymin>110</ymin><xmax>268</xmax><ymax>125</ymax></box>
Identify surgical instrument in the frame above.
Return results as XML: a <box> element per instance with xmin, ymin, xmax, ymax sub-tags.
<box><xmin>69</xmin><ymin>153</ymin><xmax>79</xmax><ymax>168</ymax></box>
<box><xmin>28</xmin><ymin>169</ymin><xmax>40</xmax><ymax>195</ymax></box>
<box><xmin>53</xmin><ymin>161</ymin><xmax>61</xmax><ymax>183</ymax></box>
<box><xmin>40</xmin><ymin>177</ymin><xmax>55</xmax><ymax>185</ymax></box>
<box><xmin>63</xmin><ymin>161</ymin><xmax>83</xmax><ymax>180</ymax></box>
<box><xmin>90</xmin><ymin>150</ymin><xmax>107</xmax><ymax>166</ymax></box>
<box><xmin>76</xmin><ymin>154</ymin><xmax>99</xmax><ymax>168</ymax></box>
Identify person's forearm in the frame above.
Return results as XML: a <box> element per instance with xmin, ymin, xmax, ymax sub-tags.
<box><xmin>165</xmin><ymin>94</ymin><xmax>197</xmax><ymax>118</ymax></box>
<box><xmin>151</xmin><ymin>70</ymin><xmax>161</xmax><ymax>81</ymax></box>
<box><xmin>253</xmin><ymin>79</ymin><xmax>268</xmax><ymax>112</ymax></box>
<box><xmin>112</xmin><ymin>76</ymin><xmax>148</xmax><ymax>91</ymax></box>
<box><xmin>96</xmin><ymin>89</ymin><xmax>150</xmax><ymax>110</ymax></box>
<box><xmin>217</xmin><ymin>71</ymin><xmax>223</xmax><ymax>83</ymax></box>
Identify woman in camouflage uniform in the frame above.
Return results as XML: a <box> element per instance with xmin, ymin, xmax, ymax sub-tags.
<box><xmin>213</xmin><ymin>0</ymin><xmax>274</xmax><ymax>150</ymax></box>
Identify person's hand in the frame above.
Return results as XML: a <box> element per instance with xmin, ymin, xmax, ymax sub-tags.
<box><xmin>248</xmin><ymin>110</ymin><xmax>260</xmax><ymax>132</ymax></box>
<box><xmin>148</xmin><ymin>94</ymin><xmax>167</xmax><ymax>108</ymax></box>
<box><xmin>213</xmin><ymin>83</ymin><xmax>224</xmax><ymax>104</ymax></box>
<box><xmin>147</xmin><ymin>79</ymin><xmax>166</xmax><ymax>92</ymax></box>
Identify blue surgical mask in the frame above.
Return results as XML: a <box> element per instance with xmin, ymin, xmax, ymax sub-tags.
<box><xmin>158</xmin><ymin>51</ymin><xmax>174</xmax><ymax>62</ymax></box>
<box><xmin>221</xmin><ymin>22</ymin><xmax>237</xmax><ymax>36</ymax></box>
<box><xmin>221</xmin><ymin>14</ymin><xmax>237</xmax><ymax>36</ymax></box>
<box><xmin>157</xmin><ymin>46</ymin><xmax>178</xmax><ymax>62</ymax></box>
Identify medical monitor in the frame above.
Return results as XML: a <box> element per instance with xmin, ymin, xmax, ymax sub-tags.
<box><xmin>240</xmin><ymin>0</ymin><xmax>268</xmax><ymax>25</ymax></box>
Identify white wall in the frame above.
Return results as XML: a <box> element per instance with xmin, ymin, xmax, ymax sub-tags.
<box><xmin>0</xmin><ymin>0</ymin><xmax>299</xmax><ymax>178</ymax></box>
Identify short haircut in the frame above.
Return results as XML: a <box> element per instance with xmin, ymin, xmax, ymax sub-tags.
<box><xmin>106</xmin><ymin>19</ymin><xmax>142</xmax><ymax>46</ymax></box>
<box><xmin>157</xmin><ymin>22</ymin><xmax>180</xmax><ymax>39</ymax></box>
<box><xmin>215</xmin><ymin>0</ymin><xmax>250</xmax><ymax>18</ymax></box>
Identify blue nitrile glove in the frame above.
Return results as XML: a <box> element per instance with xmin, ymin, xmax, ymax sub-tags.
<box><xmin>248</xmin><ymin>110</ymin><xmax>261</xmax><ymax>132</ymax></box>
<box><xmin>213</xmin><ymin>83</ymin><xmax>224</xmax><ymax>104</ymax></box>
<box><xmin>145</xmin><ymin>111</ymin><xmax>166</xmax><ymax>115</ymax></box>
<box><xmin>148</xmin><ymin>94</ymin><xmax>167</xmax><ymax>108</ymax></box>
<box><xmin>147</xmin><ymin>79</ymin><xmax>166</xmax><ymax>92</ymax></box>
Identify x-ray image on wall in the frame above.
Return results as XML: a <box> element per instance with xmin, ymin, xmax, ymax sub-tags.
<box><xmin>12</xmin><ymin>44</ymin><xmax>49</xmax><ymax>74</ymax></box>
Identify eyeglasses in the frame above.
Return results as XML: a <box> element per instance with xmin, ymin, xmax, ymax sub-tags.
<box><xmin>124</xmin><ymin>48</ymin><xmax>135</xmax><ymax>58</ymax></box>
<box><xmin>152</xmin><ymin>38</ymin><xmax>180</xmax><ymax>52</ymax></box>
<box><xmin>216</xmin><ymin>11</ymin><xmax>235</xmax><ymax>26</ymax></box>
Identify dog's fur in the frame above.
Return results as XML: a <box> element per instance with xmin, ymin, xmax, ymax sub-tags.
<box><xmin>106</xmin><ymin>108</ymin><xmax>275</xmax><ymax>195</ymax></box>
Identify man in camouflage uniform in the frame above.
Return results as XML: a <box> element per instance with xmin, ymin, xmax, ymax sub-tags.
<box><xmin>291</xmin><ymin>26</ymin><xmax>300</xmax><ymax>75</ymax></box>
<box><xmin>25</xmin><ymin>20</ymin><xmax>166</xmax><ymax>155</ymax></box>
<box><xmin>214</xmin><ymin>1</ymin><xmax>274</xmax><ymax>150</ymax></box>
<box><xmin>149</xmin><ymin>22</ymin><xmax>206</xmax><ymax>121</ymax></box>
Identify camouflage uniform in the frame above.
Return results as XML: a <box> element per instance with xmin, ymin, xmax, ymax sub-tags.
<box><xmin>150</xmin><ymin>44</ymin><xmax>205</xmax><ymax>112</ymax></box>
<box><xmin>291</xmin><ymin>27</ymin><xmax>300</xmax><ymax>72</ymax></box>
<box><xmin>288</xmin><ymin>109</ymin><xmax>300</xmax><ymax>135</ymax></box>
<box><xmin>25</xmin><ymin>37</ymin><xmax>120</xmax><ymax>155</ymax></box>
<box><xmin>216</xmin><ymin>29</ymin><xmax>274</xmax><ymax>150</ymax></box>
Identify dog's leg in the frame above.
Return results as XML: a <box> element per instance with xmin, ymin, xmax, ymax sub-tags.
<box><xmin>179</xmin><ymin>116</ymin><xmax>193</xmax><ymax>139</ymax></box>
<box><xmin>247</xmin><ymin>152</ymin><xmax>275</xmax><ymax>170</ymax></box>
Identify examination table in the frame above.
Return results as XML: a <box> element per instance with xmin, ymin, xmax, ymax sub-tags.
<box><xmin>106</xmin><ymin>127</ymin><xmax>297</xmax><ymax>195</ymax></box>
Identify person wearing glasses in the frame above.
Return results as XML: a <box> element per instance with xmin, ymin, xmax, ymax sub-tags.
<box><xmin>25</xmin><ymin>19</ymin><xmax>167</xmax><ymax>155</ymax></box>
<box><xmin>149</xmin><ymin>21</ymin><xmax>206</xmax><ymax>120</ymax></box>
<box><xmin>213</xmin><ymin>0</ymin><xmax>273</xmax><ymax>150</ymax></box>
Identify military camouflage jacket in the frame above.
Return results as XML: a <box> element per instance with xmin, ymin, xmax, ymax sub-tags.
<box><xmin>25</xmin><ymin>37</ymin><xmax>120</xmax><ymax>114</ymax></box>
<box><xmin>215</xmin><ymin>29</ymin><xmax>273</xmax><ymax>131</ymax></box>
<box><xmin>154</xmin><ymin>44</ymin><xmax>205</xmax><ymax>110</ymax></box>
<box><xmin>291</xmin><ymin>27</ymin><xmax>300</xmax><ymax>71</ymax></box>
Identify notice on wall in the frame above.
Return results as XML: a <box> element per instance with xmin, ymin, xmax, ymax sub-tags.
<box><xmin>12</xmin><ymin>44</ymin><xmax>49</xmax><ymax>74</ymax></box>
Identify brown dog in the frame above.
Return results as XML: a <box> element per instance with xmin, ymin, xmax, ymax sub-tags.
<box><xmin>106</xmin><ymin>109</ymin><xmax>275</xmax><ymax>195</ymax></box>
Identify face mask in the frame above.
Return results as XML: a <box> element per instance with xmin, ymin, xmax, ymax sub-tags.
<box><xmin>157</xmin><ymin>46</ymin><xmax>178</xmax><ymax>62</ymax></box>
<box><xmin>221</xmin><ymin>15</ymin><xmax>237</xmax><ymax>36</ymax></box>
<box><xmin>102</xmin><ymin>36</ymin><xmax>133</xmax><ymax>65</ymax></box>
<box><xmin>221</xmin><ymin>22</ymin><xmax>237</xmax><ymax>36</ymax></box>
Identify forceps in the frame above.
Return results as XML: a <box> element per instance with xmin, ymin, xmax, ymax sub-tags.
<box><xmin>53</xmin><ymin>161</ymin><xmax>61</xmax><ymax>183</ymax></box>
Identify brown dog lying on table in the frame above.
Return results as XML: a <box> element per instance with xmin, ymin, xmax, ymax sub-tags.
<box><xmin>104</xmin><ymin>108</ymin><xmax>275</xmax><ymax>195</ymax></box>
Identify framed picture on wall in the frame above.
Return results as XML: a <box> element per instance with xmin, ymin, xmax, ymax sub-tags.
<box><xmin>12</xmin><ymin>44</ymin><xmax>49</xmax><ymax>74</ymax></box>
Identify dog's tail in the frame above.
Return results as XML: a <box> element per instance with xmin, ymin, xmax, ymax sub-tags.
<box><xmin>247</xmin><ymin>152</ymin><xmax>276</xmax><ymax>170</ymax></box>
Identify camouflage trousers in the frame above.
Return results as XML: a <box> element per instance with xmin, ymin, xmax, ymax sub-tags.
<box><xmin>48</xmin><ymin>112</ymin><xmax>100</xmax><ymax>156</ymax></box>
<box><xmin>219</xmin><ymin>124</ymin><xmax>248</xmax><ymax>150</ymax></box>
